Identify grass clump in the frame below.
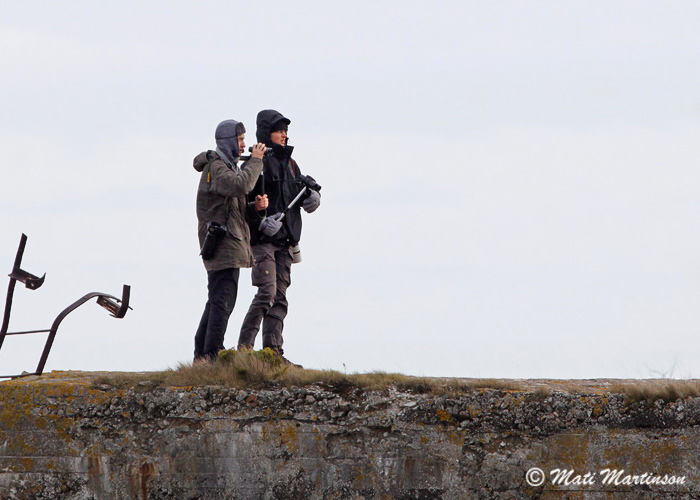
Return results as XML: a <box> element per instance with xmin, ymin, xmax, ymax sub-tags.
<box><xmin>94</xmin><ymin>348</ymin><xmax>523</xmax><ymax>395</ymax></box>
<box><xmin>610</xmin><ymin>380</ymin><xmax>700</xmax><ymax>403</ymax></box>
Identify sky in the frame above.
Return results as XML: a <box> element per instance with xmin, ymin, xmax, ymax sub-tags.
<box><xmin>1</xmin><ymin>1</ymin><xmax>700</xmax><ymax>379</ymax></box>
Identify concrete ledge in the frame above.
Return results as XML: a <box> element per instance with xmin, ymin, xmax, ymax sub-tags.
<box><xmin>0</xmin><ymin>371</ymin><xmax>698</xmax><ymax>499</ymax></box>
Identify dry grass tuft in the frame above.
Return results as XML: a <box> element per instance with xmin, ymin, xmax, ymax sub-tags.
<box><xmin>609</xmin><ymin>380</ymin><xmax>700</xmax><ymax>403</ymax></box>
<box><xmin>94</xmin><ymin>348</ymin><xmax>523</xmax><ymax>395</ymax></box>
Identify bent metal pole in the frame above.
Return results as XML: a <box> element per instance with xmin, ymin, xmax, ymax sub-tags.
<box><xmin>0</xmin><ymin>234</ymin><xmax>131</xmax><ymax>379</ymax></box>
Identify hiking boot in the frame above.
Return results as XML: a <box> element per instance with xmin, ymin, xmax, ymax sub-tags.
<box><xmin>280</xmin><ymin>356</ymin><xmax>303</xmax><ymax>369</ymax></box>
<box><xmin>265</xmin><ymin>346</ymin><xmax>303</xmax><ymax>369</ymax></box>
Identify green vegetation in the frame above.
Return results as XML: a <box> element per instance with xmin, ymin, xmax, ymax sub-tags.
<box><xmin>94</xmin><ymin>348</ymin><xmax>523</xmax><ymax>395</ymax></box>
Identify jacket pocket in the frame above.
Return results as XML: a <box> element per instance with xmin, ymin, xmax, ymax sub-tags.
<box><xmin>224</xmin><ymin>220</ymin><xmax>242</xmax><ymax>241</ymax></box>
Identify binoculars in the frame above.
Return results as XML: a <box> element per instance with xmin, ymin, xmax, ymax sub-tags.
<box><xmin>248</xmin><ymin>146</ymin><xmax>274</xmax><ymax>155</ymax></box>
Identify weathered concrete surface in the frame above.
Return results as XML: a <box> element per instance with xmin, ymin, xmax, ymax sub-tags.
<box><xmin>1</xmin><ymin>372</ymin><xmax>699</xmax><ymax>499</ymax></box>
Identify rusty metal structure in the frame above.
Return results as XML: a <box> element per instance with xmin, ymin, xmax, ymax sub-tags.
<box><xmin>0</xmin><ymin>234</ymin><xmax>131</xmax><ymax>379</ymax></box>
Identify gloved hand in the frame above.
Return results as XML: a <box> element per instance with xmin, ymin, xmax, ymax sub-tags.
<box><xmin>259</xmin><ymin>213</ymin><xmax>283</xmax><ymax>237</ymax></box>
<box><xmin>302</xmin><ymin>190</ymin><xmax>321</xmax><ymax>213</ymax></box>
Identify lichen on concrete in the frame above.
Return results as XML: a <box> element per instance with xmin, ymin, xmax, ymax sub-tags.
<box><xmin>0</xmin><ymin>372</ymin><xmax>699</xmax><ymax>499</ymax></box>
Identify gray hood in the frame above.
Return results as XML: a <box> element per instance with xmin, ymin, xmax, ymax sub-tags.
<box><xmin>215</xmin><ymin>119</ymin><xmax>245</xmax><ymax>162</ymax></box>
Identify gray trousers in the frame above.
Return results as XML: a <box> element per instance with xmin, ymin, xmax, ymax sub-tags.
<box><xmin>238</xmin><ymin>243</ymin><xmax>292</xmax><ymax>354</ymax></box>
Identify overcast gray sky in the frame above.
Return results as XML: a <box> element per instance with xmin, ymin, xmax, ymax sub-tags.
<box><xmin>1</xmin><ymin>1</ymin><xmax>699</xmax><ymax>379</ymax></box>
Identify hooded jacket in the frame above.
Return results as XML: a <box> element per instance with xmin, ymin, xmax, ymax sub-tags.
<box><xmin>194</xmin><ymin>119</ymin><xmax>263</xmax><ymax>270</ymax></box>
<box><xmin>249</xmin><ymin>110</ymin><xmax>307</xmax><ymax>247</ymax></box>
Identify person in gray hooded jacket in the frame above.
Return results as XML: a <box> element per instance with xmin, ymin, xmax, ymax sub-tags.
<box><xmin>192</xmin><ymin>119</ymin><xmax>268</xmax><ymax>361</ymax></box>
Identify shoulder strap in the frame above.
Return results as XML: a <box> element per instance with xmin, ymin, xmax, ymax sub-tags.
<box><xmin>204</xmin><ymin>151</ymin><xmax>232</xmax><ymax>229</ymax></box>
<box><xmin>204</xmin><ymin>150</ymin><xmax>218</xmax><ymax>189</ymax></box>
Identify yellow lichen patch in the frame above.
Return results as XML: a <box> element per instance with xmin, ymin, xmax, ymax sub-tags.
<box><xmin>591</xmin><ymin>402</ymin><xmax>605</xmax><ymax>418</ymax></box>
<box><xmin>44</xmin><ymin>414</ymin><xmax>77</xmax><ymax>445</ymax></box>
<box><xmin>534</xmin><ymin>431</ymin><xmax>594</xmax><ymax>472</ymax></box>
<box><xmin>261</xmin><ymin>420</ymin><xmax>300</xmax><ymax>455</ymax></box>
<box><xmin>445</xmin><ymin>430</ymin><xmax>466</xmax><ymax>447</ymax></box>
<box><xmin>351</xmin><ymin>468</ymin><xmax>367</xmax><ymax>490</ymax></box>
<box><xmin>600</xmin><ymin>429</ymin><xmax>684</xmax><ymax>471</ymax></box>
<box><xmin>467</xmin><ymin>405</ymin><xmax>482</xmax><ymax>419</ymax></box>
<box><xmin>0</xmin><ymin>386</ymin><xmax>34</xmax><ymax>430</ymax></box>
<box><xmin>4</xmin><ymin>433</ymin><xmax>29</xmax><ymax>456</ymax></box>
<box><xmin>436</xmin><ymin>409</ymin><xmax>453</xmax><ymax>423</ymax></box>
<box><xmin>313</xmin><ymin>427</ymin><xmax>324</xmax><ymax>445</ymax></box>
<box><xmin>18</xmin><ymin>457</ymin><xmax>35</xmax><ymax>471</ymax></box>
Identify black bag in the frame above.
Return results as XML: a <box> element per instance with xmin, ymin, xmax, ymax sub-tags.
<box><xmin>200</xmin><ymin>221</ymin><xmax>227</xmax><ymax>260</ymax></box>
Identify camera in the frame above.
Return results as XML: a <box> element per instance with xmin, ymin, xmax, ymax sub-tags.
<box><xmin>300</xmin><ymin>174</ymin><xmax>322</xmax><ymax>192</ymax></box>
<box><xmin>200</xmin><ymin>221</ymin><xmax>227</xmax><ymax>260</ymax></box>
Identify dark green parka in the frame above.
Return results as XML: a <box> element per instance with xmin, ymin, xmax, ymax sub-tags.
<box><xmin>194</xmin><ymin>150</ymin><xmax>263</xmax><ymax>271</ymax></box>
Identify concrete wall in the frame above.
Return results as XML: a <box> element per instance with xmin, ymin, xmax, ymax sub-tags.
<box><xmin>0</xmin><ymin>374</ymin><xmax>699</xmax><ymax>499</ymax></box>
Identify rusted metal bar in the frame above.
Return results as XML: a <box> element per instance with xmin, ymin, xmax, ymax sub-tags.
<box><xmin>97</xmin><ymin>284</ymin><xmax>131</xmax><ymax>319</ymax></box>
<box><xmin>34</xmin><ymin>285</ymin><xmax>131</xmax><ymax>375</ymax></box>
<box><xmin>0</xmin><ymin>372</ymin><xmax>32</xmax><ymax>379</ymax></box>
<box><xmin>0</xmin><ymin>234</ymin><xmax>45</xmax><ymax>351</ymax></box>
<box><xmin>4</xmin><ymin>329</ymin><xmax>51</xmax><ymax>336</ymax></box>
<box><xmin>0</xmin><ymin>234</ymin><xmax>132</xmax><ymax>379</ymax></box>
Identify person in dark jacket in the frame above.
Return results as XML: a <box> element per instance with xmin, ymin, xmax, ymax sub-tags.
<box><xmin>237</xmin><ymin>110</ymin><xmax>321</xmax><ymax>361</ymax></box>
<box><xmin>193</xmin><ymin>119</ymin><xmax>268</xmax><ymax>362</ymax></box>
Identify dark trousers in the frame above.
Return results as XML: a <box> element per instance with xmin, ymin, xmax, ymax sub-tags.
<box><xmin>194</xmin><ymin>268</ymin><xmax>240</xmax><ymax>361</ymax></box>
<box><xmin>238</xmin><ymin>243</ymin><xmax>292</xmax><ymax>354</ymax></box>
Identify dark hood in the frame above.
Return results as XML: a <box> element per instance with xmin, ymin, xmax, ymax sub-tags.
<box><xmin>256</xmin><ymin>109</ymin><xmax>291</xmax><ymax>147</ymax></box>
<box><xmin>193</xmin><ymin>151</ymin><xmax>211</xmax><ymax>172</ymax></box>
<box><xmin>215</xmin><ymin>119</ymin><xmax>245</xmax><ymax>162</ymax></box>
